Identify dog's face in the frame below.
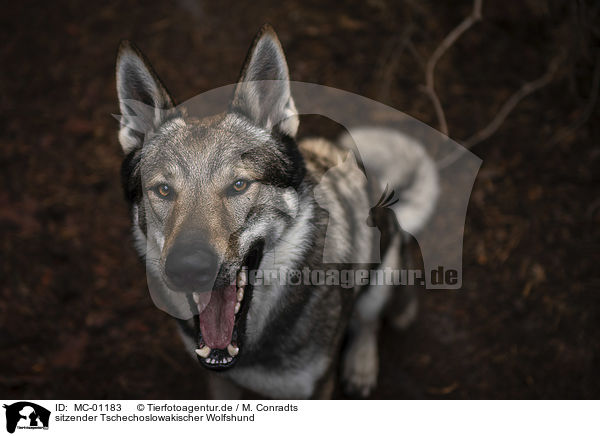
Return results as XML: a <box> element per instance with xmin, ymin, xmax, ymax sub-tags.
<box><xmin>116</xmin><ymin>26</ymin><xmax>303</xmax><ymax>370</ymax></box>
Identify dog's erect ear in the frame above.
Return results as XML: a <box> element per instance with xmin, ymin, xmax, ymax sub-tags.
<box><xmin>116</xmin><ymin>41</ymin><xmax>174</xmax><ymax>154</ymax></box>
<box><xmin>230</xmin><ymin>25</ymin><xmax>299</xmax><ymax>138</ymax></box>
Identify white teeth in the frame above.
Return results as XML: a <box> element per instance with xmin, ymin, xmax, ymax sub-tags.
<box><xmin>195</xmin><ymin>346</ymin><xmax>211</xmax><ymax>358</ymax></box>
<box><xmin>237</xmin><ymin>287</ymin><xmax>244</xmax><ymax>302</ymax></box>
<box><xmin>237</xmin><ymin>269</ymin><xmax>248</xmax><ymax>287</ymax></box>
<box><xmin>234</xmin><ymin>302</ymin><xmax>241</xmax><ymax>314</ymax></box>
<box><xmin>202</xmin><ymin>350</ymin><xmax>235</xmax><ymax>363</ymax></box>
<box><xmin>227</xmin><ymin>343</ymin><xmax>239</xmax><ymax>357</ymax></box>
<box><xmin>192</xmin><ymin>293</ymin><xmax>200</xmax><ymax>304</ymax></box>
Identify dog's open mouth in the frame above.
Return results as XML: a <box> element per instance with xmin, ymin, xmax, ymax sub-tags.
<box><xmin>193</xmin><ymin>241</ymin><xmax>263</xmax><ymax>370</ymax></box>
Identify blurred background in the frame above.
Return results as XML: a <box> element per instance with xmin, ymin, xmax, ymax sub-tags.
<box><xmin>0</xmin><ymin>0</ymin><xmax>598</xmax><ymax>399</ymax></box>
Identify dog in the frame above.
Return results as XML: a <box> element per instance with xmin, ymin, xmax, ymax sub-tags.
<box><xmin>115</xmin><ymin>24</ymin><xmax>438</xmax><ymax>399</ymax></box>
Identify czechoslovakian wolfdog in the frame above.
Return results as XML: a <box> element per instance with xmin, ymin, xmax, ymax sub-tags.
<box><xmin>115</xmin><ymin>25</ymin><xmax>438</xmax><ymax>399</ymax></box>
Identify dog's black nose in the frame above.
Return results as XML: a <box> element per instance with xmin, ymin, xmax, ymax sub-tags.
<box><xmin>165</xmin><ymin>240</ymin><xmax>219</xmax><ymax>292</ymax></box>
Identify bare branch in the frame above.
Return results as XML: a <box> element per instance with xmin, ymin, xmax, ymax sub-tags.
<box><xmin>399</xmin><ymin>0</ymin><xmax>566</xmax><ymax>170</ymax></box>
<box><xmin>422</xmin><ymin>0</ymin><xmax>482</xmax><ymax>135</ymax></box>
<box><xmin>464</xmin><ymin>53</ymin><xmax>564</xmax><ymax>148</ymax></box>
<box><xmin>376</xmin><ymin>26</ymin><xmax>416</xmax><ymax>101</ymax></box>
<box><xmin>545</xmin><ymin>50</ymin><xmax>600</xmax><ymax>147</ymax></box>
<box><xmin>436</xmin><ymin>53</ymin><xmax>565</xmax><ymax>169</ymax></box>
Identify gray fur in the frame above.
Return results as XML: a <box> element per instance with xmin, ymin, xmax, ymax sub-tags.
<box><xmin>116</xmin><ymin>25</ymin><xmax>438</xmax><ymax>399</ymax></box>
<box><xmin>339</xmin><ymin>128</ymin><xmax>439</xmax><ymax>235</ymax></box>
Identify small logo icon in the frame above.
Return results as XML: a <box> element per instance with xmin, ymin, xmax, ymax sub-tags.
<box><xmin>3</xmin><ymin>402</ymin><xmax>50</xmax><ymax>434</ymax></box>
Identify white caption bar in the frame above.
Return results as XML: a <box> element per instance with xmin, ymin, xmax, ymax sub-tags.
<box><xmin>0</xmin><ymin>400</ymin><xmax>597</xmax><ymax>435</ymax></box>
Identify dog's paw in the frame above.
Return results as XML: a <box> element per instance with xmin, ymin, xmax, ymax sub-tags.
<box><xmin>341</xmin><ymin>333</ymin><xmax>379</xmax><ymax>398</ymax></box>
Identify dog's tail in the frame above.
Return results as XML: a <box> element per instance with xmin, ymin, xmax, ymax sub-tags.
<box><xmin>338</xmin><ymin>127</ymin><xmax>439</xmax><ymax>235</ymax></box>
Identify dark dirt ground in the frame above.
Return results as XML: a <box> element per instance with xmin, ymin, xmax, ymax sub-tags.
<box><xmin>1</xmin><ymin>0</ymin><xmax>598</xmax><ymax>399</ymax></box>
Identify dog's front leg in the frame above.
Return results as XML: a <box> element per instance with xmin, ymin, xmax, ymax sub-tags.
<box><xmin>313</xmin><ymin>370</ymin><xmax>336</xmax><ymax>399</ymax></box>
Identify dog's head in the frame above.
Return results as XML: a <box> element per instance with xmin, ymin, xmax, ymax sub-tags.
<box><xmin>116</xmin><ymin>25</ymin><xmax>304</xmax><ymax>370</ymax></box>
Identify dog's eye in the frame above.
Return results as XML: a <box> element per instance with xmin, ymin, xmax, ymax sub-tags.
<box><xmin>232</xmin><ymin>180</ymin><xmax>248</xmax><ymax>193</ymax></box>
<box><xmin>153</xmin><ymin>183</ymin><xmax>173</xmax><ymax>199</ymax></box>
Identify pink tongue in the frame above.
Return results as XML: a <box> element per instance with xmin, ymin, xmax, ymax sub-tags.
<box><xmin>198</xmin><ymin>285</ymin><xmax>237</xmax><ymax>349</ymax></box>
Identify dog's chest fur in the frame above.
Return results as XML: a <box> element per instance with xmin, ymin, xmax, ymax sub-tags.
<box><xmin>216</xmin><ymin>137</ymin><xmax>381</xmax><ymax>398</ymax></box>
